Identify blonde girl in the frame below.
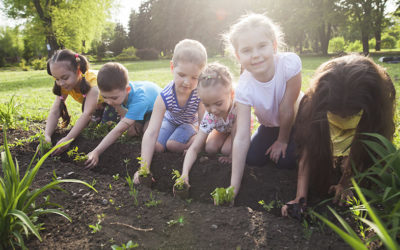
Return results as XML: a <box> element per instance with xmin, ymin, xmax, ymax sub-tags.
<box><xmin>45</xmin><ymin>49</ymin><xmax>102</xmax><ymax>155</ymax></box>
<box><xmin>181</xmin><ymin>63</ymin><xmax>236</xmax><ymax>186</ymax></box>
<box><xmin>225</xmin><ymin>13</ymin><xmax>303</xmax><ymax>198</ymax></box>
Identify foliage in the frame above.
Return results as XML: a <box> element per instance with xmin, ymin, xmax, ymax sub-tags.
<box><xmin>144</xmin><ymin>192</ymin><xmax>161</xmax><ymax>207</ymax></box>
<box><xmin>0</xmin><ymin>95</ymin><xmax>19</xmax><ymax>129</ymax></box>
<box><xmin>113</xmin><ymin>174</ymin><xmax>120</xmax><ymax>181</ymax></box>
<box><xmin>171</xmin><ymin>169</ymin><xmax>185</xmax><ymax>190</ymax></box>
<box><xmin>0</xmin><ymin>130</ymin><xmax>96</xmax><ymax>249</ymax></box>
<box><xmin>67</xmin><ymin>146</ymin><xmax>88</xmax><ymax>163</ymax></box>
<box><xmin>258</xmin><ymin>200</ymin><xmax>283</xmax><ymax>212</ymax></box>
<box><xmin>328</xmin><ymin>37</ymin><xmax>346</xmax><ymax>53</ymax></box>
<box><xmin>109</xmin><ymin>23</ymin><xmax>128</xmax><ymax>56</ymax></box>
<box><xmin>38</xmin><ymin>133</ymin><xmax>52</xmax><ymax>156</ymax></box>
<box><xmin>82</xmin><ymin>122</ymin><xmax>116</xmax><ymax>140</ymax></box>
<box><xmin>346</xmin><ymin>40</ymin><xmax>362</xmax><ymax>52</ymax></box>
<box><xmin>167</xmin><ymin>215</ymin><xmax>185</xmax><ymax>227</ymax></box>
<box><xmin>115</xmin><ymin>47</ymin><xmax>138</xmax><ymax>61</ymax></box>
<box><xmin>137</xmin><ymin>157</ymin><xmax>150</xmax><ymax>177</ymax></box>
<box><xmin>19</xmin><ymin>59</ymin><xmax>29</xmax><ymax>71</ymax></box>
<box><xmin>211</xmin><ymin>187</ymin><xmax>235</xmax><ymax>206</ymax></box>
<box><xmin>0</xmin><ymin>26</ymin><xmax>23</xmax><ymax>66</ymax></box>
<box><xmin>381</xmin><ymin>34</ymin><xmax>397</xmax><ymax>49</ymax></box>
<box><xmin>111</xmin><ymin>240</ymin><xmax>139</xmax><ymax>250</ymax></box>
<box><xmin>30</xmin><ymin>58</ymin><xmax>47</xmax><ymax>70</ymax></box>
<box><xmin>88</xmin><ymin>214</ymin><xmax>105</xmax><ymax>234</ymax></box>
<box><xmin>136</xmin><ymin>48</ymin><xmax>159</xmax><ymax>60</ymax></box>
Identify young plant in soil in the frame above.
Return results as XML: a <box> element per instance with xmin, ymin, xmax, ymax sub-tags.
<box><xmin>144</xmin><ymin>192</ymin><xmax>161</xmax><ymax>207</ymax></box>
<box><xmin>211</xmin><ymin>186</ymin><xmax>235</xmax><ymax>206</ymax></box>
<box><xmin>37</xmin><ymin>133</ymin><xmax>52</xmax><ymax>156</ymax></box>
<box><xmin>137</xmin><ymin>157</ymin><xmax>152</xmax><ymax>188</ymax></box>
<box><xmin>171</xmin><ymin>169</ymin><xmax>189</xmax><ymax>199</ymax></box>
<box><xmin>0</xmin><ymin>130</ymin><xmax>96</xmax><ymax>249</ymax></box>
<box><xmin>111</xmin><ymin>240</ymin><xmax>139</xmax><ymax>250</ymax></box>
<box><xmin>88</xmin><ymin>214</ymin><xmax>105</xmax><ymax>234</ymax></box>
<box><xmin>67</xmin><ymin>146</ymin><xmax>88</xmax><ymax>166</ymax></box>
<box><xmin>167</xmin><ymin>215</ymin><xmax>185</xmax><ymax>227</ymax></box>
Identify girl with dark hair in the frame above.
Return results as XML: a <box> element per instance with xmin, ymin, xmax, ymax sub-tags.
<box><xmin>45</xmin><ymin>49</ymin><xmax>103</xmax><ymax>155</ymax></box>
<box><xmin>282</xmin><ymin>54</ymin><xmax>396</xmax><ymax>217</ymax></box>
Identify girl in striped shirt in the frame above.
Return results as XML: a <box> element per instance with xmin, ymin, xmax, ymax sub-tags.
<box><xmin>135</xmin><ymin>39</ymin><xmax>207</xmax><ymax>184</ymax></box>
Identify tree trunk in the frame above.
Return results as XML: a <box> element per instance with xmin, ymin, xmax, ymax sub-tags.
<box><xmin>361</xmin><ymin>31</ymin><xmax>370</xmax><ymax>55</ymax></box>
<box><xmin>319</xmin><ymin>22</ymin><xmax>331</xmax><ymax>56</ymax></box>
<box><xmin>374</xmin><ymin>29</ymin><xmax>381</xmax><ymax>51</ymax></box>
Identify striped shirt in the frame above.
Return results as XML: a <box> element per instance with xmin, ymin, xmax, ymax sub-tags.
<box><xmin>160</xmin><ymin>81</ymin><xmax>200</xmax><ymax>125</ymax></box>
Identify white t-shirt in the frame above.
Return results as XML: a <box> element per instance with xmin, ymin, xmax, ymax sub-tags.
<box><xmin>235</xmin><ymin>52</ymin><xmax>302</xmax><ymax>127</ymax></box>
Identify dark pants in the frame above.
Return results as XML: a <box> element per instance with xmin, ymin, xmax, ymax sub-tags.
<box><xmin>246</xmin><ymin>125</ymin><xmax>297</xmax><ymax>169</ymax></box>
<box><xmin>101</xmin><ymin>104</ymin><xmax>151</xmax><ymax>125</ymax></box>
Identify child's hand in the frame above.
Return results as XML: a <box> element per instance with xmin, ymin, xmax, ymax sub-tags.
<box><xmin>52</xmin><ymin>137</ymin><xmax>71</xmax><ymax>156</ymax></box>
<box><xmin>265</xmin><ymin>140</ymin><xmax>287</xmax><ymax>163</ymax></box>
<box><xmin>281</xmin><ymin>197</ymin><xmax>306</xmax><ymax>219</ymax></box>
<box><xmin>329</xmin><ymin>184</ymin><xmax>354</xmax><ymax>206</ymax></box>
<box><xmin>85</xmin><ymin>151</ymin><xmax>99</xmax><ymax>169</ymax></box>
<box><xmin>133</xmin><ymin>171</ymin><xmax>140</xmax><ymax>185</ymax></box>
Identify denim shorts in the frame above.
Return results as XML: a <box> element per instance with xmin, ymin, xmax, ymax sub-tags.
<box><xmin>157</xmin><ymin>118</ymin><xmax>197</xmax><ymax>148</ymax></box>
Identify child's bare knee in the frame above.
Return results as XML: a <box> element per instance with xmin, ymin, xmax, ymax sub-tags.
<box><xmin>166</xmin><ymin>140</ymin><xmax>185</xmax><ymax>152</ymax></box>
<box><xmin>155</xmin><ymin>142</ymin><xmax>165</xmax><ymax>153</ymax></box>
<box><xmin>205</xmin><ymin>144</ymin><xmax>218</xmax><ymax>154</ymax></box>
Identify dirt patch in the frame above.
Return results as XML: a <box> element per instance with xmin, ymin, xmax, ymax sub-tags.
<box><xmin>5</xmin><ymin>129</ymin><xmax>351</xmax><ymax>249</ymax></box>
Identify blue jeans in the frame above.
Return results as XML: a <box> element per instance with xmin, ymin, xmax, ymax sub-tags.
<box><xmin>157</xmin><ymin>118</ymin><xmax>197</xmax><ymax>148</ymax></box>
<box><xmin>246</xmin><ymin>125</ymin><xmax>297</xmax><ymax>169</ymax></box>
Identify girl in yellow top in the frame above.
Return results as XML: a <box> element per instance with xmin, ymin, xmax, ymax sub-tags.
<box><xmin>45</xmin><ymin>49</ymin><xmax>102</xmax><ymax>155</ymax></box>
<box><xmin>282</xmin><ymin>54</ymin><xmax>395</xmax><ymax>217</ymax></box>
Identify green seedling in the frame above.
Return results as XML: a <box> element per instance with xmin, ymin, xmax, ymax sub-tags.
<box><xmin>111</xmin><ymin>240</ymin><xmax>139</xmax><ymax>250</ymax></box>
<box><xmin>38</xmin><ymin>134</ymin><xmax>52</xmax><ymax>156</ymax></box>
<box><xmin>167</xmin><ymin>215</ymin><xmax>185</xmax><ymax>227</ymax></box>
<box><xmin>109</xmin><ymin>199</ymin><xmax>115</xmax><ymax>205</ymax></box>
<box><xmin>144</xmin><ymin>192</ymin><xmax>161</xmax><ymax>207</ymax></box>
<box><xmin>91</xmin><ymin>178</ymin><xmax>97</xmax><ymax>187</ymax></box>
<box><xmin>258</xmin><ymin>200</ymin><xmax>283</xmax><ymax>212</ymax></box>
<box><xmin>67</xmin><ymin>146</ymin><xmax>88</xmax><ymax>163</ymax></box>
<box><xmin>132</xmin><ymin>188</ymin><xmax>139</xmax><ymax>206</ymax></box>
<box><xmin>88</xmin><ymin>213</ymin><xmax>105</xmax><ymax>234</ymax></box>
<box><xmin>211</xmin><ymin>187</ymin><xmax>235</xmax><ymax>206</ymax></box>
<box><xmin>109</xmin><ymin>184</ymin><xmax>113</xmax><ymax>190</ymax></box>
<box><xmin>137</xmin><ymin>157</ymin><xmax>150</xmax><ymax>177</ymax></box>
<box><xmin>171</xmin><ymin>169</ymin><xmax>185</xmax><ymax>190</ymax></box>
<box><xmin>113</xmin><ymin>173</ymin><xmax>120</xmax><ymax>181</ymax></box>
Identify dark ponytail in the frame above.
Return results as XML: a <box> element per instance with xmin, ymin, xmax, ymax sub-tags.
<box><xmin>47</xmin><ymin>49</ymin><xmax>91</xmax><ymax>128</ymax></box>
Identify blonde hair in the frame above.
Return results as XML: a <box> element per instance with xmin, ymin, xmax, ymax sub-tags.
<box><xmin>224</xmin><ymin>13</ymin><xmax>285</xmax><ymax>56</ymax></box>
<box><xmin>198</xmin><ymin>63</ymin><xmax>232</xmax><ymax>91</ymax></box>
<box><xmin>172</xmin><ymin>39</ymin><xmax>207</xmax><ymax>69</ymax></box>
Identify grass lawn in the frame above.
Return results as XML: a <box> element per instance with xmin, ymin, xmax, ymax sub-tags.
<box><xmin>0</xmin><ymin>55</ymin><xmax>399</xmax><ymax>143</ymax></box>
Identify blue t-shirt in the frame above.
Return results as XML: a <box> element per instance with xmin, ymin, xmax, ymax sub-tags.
<box><xmin>122</xmin><ymin>81</ymin><xmax>162</xmax><ymax>121</ymax></box>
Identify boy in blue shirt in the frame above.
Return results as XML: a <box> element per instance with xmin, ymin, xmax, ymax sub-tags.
<box><xmin>86</xmin><ymin>62</ymin><xmax>161</xmax><ymax>168</ymax></box>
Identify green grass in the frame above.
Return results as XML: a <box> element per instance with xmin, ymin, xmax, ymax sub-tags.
<box><xmin>0</xmin><ymin>55</ymin><xmax>399</xmax><ymax>141</ymax></box>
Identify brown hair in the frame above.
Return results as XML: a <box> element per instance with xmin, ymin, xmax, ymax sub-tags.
<box><xmin>97</xmin><ymin>62</ymin><xmax>129</xmax><ymax>92</ymax></box>
<box><xmin>172</xmin><ymin>39</ymin><xmax>207</xmax><ymax>69</ymax></box>
<box><xmin>198</xmin><ymin>62</ymin><xmax>232</xmax><ymax>91</ymax></box>
<box><xmin>47</xmin><ymin>49</ymin><xmax>91</xmax><ymax>128</ymax></box>
<box><xmin>295</xmin><ymin>54</ymin><xmax>396</xmax><ymax>194</ymax></box>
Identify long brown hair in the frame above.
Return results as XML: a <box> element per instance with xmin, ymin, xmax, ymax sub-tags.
<box><xmin>47</xmin><ymin>49</ymin><xmax>91</xmax><ymax>127</ymax></box>
<box><xmin>295</xmin><ymin>54</ymin><xmax>396</xmax><ymax>193</ymax></box>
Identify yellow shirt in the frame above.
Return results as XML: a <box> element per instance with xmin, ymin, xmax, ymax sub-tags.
<box><xmin>61</xmin><ymin>70</ymin><xmax>103</xmax><ymax>104</ymax></box>
<box><xmin>327</xmin><ymin>110</ymin><xmax>363</xmax><ymax>157</ymax></box>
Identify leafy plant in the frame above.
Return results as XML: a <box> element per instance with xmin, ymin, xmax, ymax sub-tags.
<box><xmin>67</xmin><ymin>146</ymin><xmax>88</xmax><ymax>163</ymax></box>
<box><xmin>0</xmin><ymin>130</ymin><xmax>97</xmax><ymax>249</ymax></box>
<box><xmin>171</xmin><ymin>169</ymin><xmax>185</xmax><ymax>190</ymax></box>
<box><xmin>91</xmin><ymin>178</ymin><xmax>97</xmax><ymax>187</ymax></box>
<box><xmin>144</xmin><ymin>192</ymin><xmax>161</xmax><ymax>207</ymax></box>
<box><xmin>113</xmin><ymin>173</ymin><xmax>120</xmax><ymax>181</ymax></box>
<box><xmin>167</xmin><ymin>215</ymin><xmax>185</xmax><ymax>227</ymax></box>
<box><xmin>111</xmin><ymin>240</ymin><xmax>139</xmax><ymax>250</ymax></box>
<box><xmin>37</xmin><ymin>133</ymin><xmax>52</xmax><ymax>156</ymax></box>
<box><xmin>211</xmin><ymin>187</ymin><xmax>235</xmax><ymax>206</ymax></box>
<box><xmin>109</xmin><ymin>184</ymin><xmax>113</xmax><ymax>190</ymax></box>
<box><xmin>137</xmin><ymin>157</ymin><xmax>150</xmax><ymax>177</ymax></box>
<box><xmin>258</xmin><ymin>200</ymin><xmax>283</xmax><ymax>212</ymax></box>
<box><xmin>0</xmin><ymin>95</ymin><xmax>19</xmax><ymax>128</ymax></box>
<box><xmin>82</xmin><ymin>122</ymin><xmax>116</xmax><ymax>140</ymax></box>
<box><xmin>88</xmin><ymin>214</ymin><xmax>105</xmax><ymax>234</ymax></box>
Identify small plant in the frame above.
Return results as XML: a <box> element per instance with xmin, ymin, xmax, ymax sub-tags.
<box><xmin>113</xmin><ymin>173</ymin><xmax>120</xmax><ymax>181</ymax></box>
<box><xmin>88</xmin><ymin>214</ymin><xmax>105</xmax><ymax>234</ymax></box>
<box><xmin>67</xmin><ymin>146</ymin><xmax>88</xmax><ymax>164</ymax></box>
<box><xmin>167</xmin><ymin>215</ymin><xmax>185</xmax><ymax>227</ymax></box>
<box><xmin>132</xmin><ymin>188</ymin><xmax>139</xmax><ymax>206</ymax></box>
<box><xmin>258</xmin><ymin>200</ymin><xmax>283</xmax><ymax>212</ymax></box>
<box><xmin>109</xmin><ymin>184</ymin><xmax>113</xmax><ymax>190</ymax></box>
<box><xmin>144</xmin><ymin>192</ymin><xmax>161</xmax><ymax>207</ymax></box>
<box><xmin>171</xmin><ymin>169</ymin><xmax>185</xmax><ymax>190</ymax></box>
<box><xmin>211</xmin><ymin>186</ymin><xmax>235</xmax><ymax>206</ymax></box>
<box><xmin>91</xmin><ymin>178</ymin><xmax>97</xmax><ymax>187</ymax></box>
<box><xmin>137</xmin><ymin>157</ymin><xmax>150</xmax><ymax>177</ymax></box>
<box><xmin>111</xmin><ymin>240</ymin><xmax>139</xmax><ymax>250</ymax></box>
<box><xmin>37</xmin><ymin>133</ymin><xmax>52</xmax><ymax>156</ymax></box>
<box><xmin>0</xmin><ymin>130</ymin><xmax>96</xmax><ymax>249</ymax></box>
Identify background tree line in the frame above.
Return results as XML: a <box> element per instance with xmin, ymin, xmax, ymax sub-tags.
<box><xmin>0</xmin><ymin>0</ymin><xmax>399</xmax><ymax>67</ymax></box>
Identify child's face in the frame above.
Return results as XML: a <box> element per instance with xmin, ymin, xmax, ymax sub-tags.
<box><xmin>50</xmin><ymin>61</ymin><xmax>80</xmax><ymax>91</ymax></box>
<box><xmin>235</xmin><ymin>27</ymin><xmax>276</xmax><ymax>81</ymax></box>
<box><xmin>198</xmin><ymin>84</ymin><xmax>232</xmax><ymax>119</ymax></box>
<box><xmin>171</xmin><ymin>61</ymin><xmax>202</xmax><ymax>94</ymax></box>
<box><xmin>100</xmin><ymin>86</ymin><xmax>129</xmax><ymax>106</ymax></box>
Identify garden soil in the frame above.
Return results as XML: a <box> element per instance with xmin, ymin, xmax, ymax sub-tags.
<box><xmin>3</xmin><ymin>128</ymin><xmax>351</xmax><ymax>250</ymax></box>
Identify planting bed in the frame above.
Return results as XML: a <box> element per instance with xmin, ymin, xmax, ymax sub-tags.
<box><xmin>3</xmin><ymin>128</ymin><xmax>351</xmax><ymax>249</ymax></box>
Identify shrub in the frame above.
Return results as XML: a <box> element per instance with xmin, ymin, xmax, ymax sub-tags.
<box><xmin>346</xmin><ymin>40</ymin><xmax>362</xmax><ymax>52</ymax></box>
<box><xmin>369</xmin><ymin>38</ymin><xmax>376</xmax><ymax>49</ymax></box>
<box><xmin>19</xmin><ymin>59</ymin><xmax>29</xmax><ymax>71</ymax></box>
<box><xmin>116</xmin><ymin>47</ymin><xmax>138</xmax><ymax>61</ymax></box>
<box><xmin>136</xmin><ymin>48</ymin><xmax>159</xmax><ymax>60</ymax></box>
<box><xmin>30</xmin><ymin>58</ymin><xmax>47</xmax><ymax>70</ymax></box>
<box><xmin>381</xmin><ymin>34</ymin><xmax>396</xmax><ymax>49</ymax></box>
<box><xmin>0</xmin><ymin>130</ymin><xmax>96</xmax><ymax>249</ymax></box>
<box><xmin>328</xmin><ymin>37</ymin><xmax>346</xmax><ymax>53</ymax></box>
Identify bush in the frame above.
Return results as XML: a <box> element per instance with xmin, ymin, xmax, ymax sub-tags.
<box><xmin>397</xmin><ymin>40</ymin><xmax>400</xmax><ymax>49</ymax></box>
<box><xmin>328</xmin><ymin>37</ymin><xmax>345</xmax><ymax>53</ymax></box>
<box><xmin>346</xmin><ymin>40</ymin><xmax>362</xmax><ymax>52</ymax></box>
<box><xmin>369</xmin><ymin>38</ymin><xmax>376</xmax><ymax>49</ymax></box>
<box><xmin>19</xmin><ymin>59</ymin><xmax>29</xmax><ymax>71</ymax></box>
<box><xmin>30</xmin><ymin>58</ymin><xmax>47</xmax><ymax>70</ymax></box>
<box><xmin>136</xmin><ymin>48</ymin><xmax>159</xmax><ymax>60</ymax></box>
<box><xmin>115</xmin><ymin>47</ymin><xmax>138</xmax><ymax>61</ymax></box>
<box><xmin>381</xmin><ymin>34</ymin><xmax>396</xmax><ymax>49</ymax></box>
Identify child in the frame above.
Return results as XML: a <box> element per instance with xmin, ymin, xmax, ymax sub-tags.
<box><xmin>181</xmin><ymin>63</ymin><xmax>235</xmax><ymax>186</ymax></box>
<box><xmin>134</xmin><ymin>39</ymin><xmax>207</xmax><ymax>183</ymax></box>
<box><xmin>45</xmin><ymin>49</ymin><xmax>102</xmax><ymax>155</ymax></box>
<box><xmin>282</xmin><ymin>55</ymin><xmax>395</xmax><ymax>217</ymax></box>
<box><xmin>85</xmin><ymin>62</ymin><xmax>162</xmax><ymax>168</ymax></box>
<box><xmin>225</xmin><ymin>13</ymin><xmax>303</xmax><ymax>198</ymax></box>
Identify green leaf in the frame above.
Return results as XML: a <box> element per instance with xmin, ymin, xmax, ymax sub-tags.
<box><xmin>8</xmin><ymin>209</ymin><xmax>42</xmax><ymax>241</ymax></box>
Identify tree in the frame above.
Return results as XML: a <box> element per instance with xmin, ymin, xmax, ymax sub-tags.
<box><xmin>372</xmin><ymin>0</ymin><xmax>390</xmax><ymax>51</ymax></box>
<box><xmin>2</xmin><ymin>0</ymin><xmax>113</xmax><ymax>57</ymax></box>
<box><xmin>109</xmin><ymin>23</ymin><xmax>128</xmax><ymax>55</ymax></box>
